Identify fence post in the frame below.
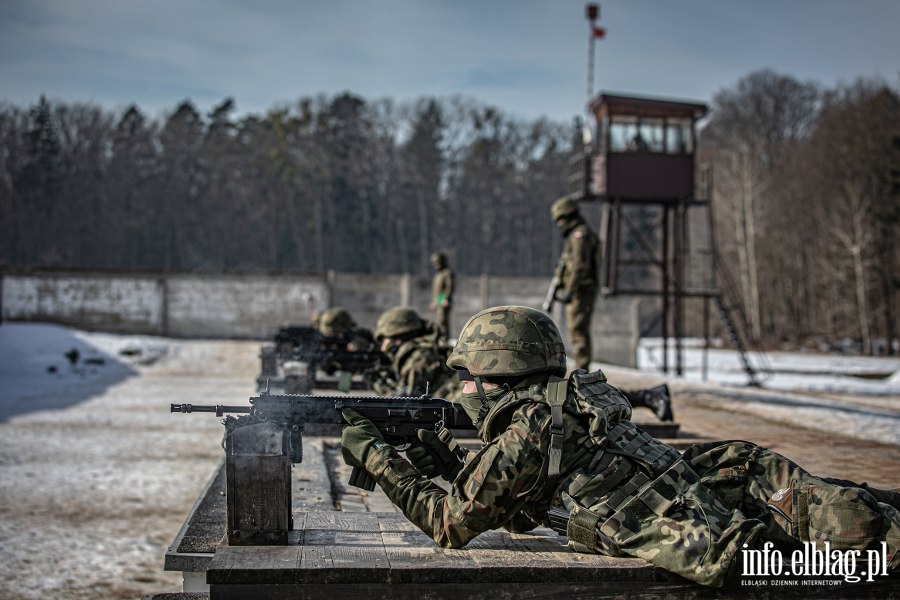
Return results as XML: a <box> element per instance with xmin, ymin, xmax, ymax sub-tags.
<box><xmin>479</xmin><ymin>273</ymin><xmax>489</xmax><ymax>309</ymax></box>
<box><xmin>401</xmin><ymin>273</ymin><xmax>411</xmax><ymax>307</ymax></box>
<box><xmin>158</xmin><ymin>276</ymin><xmax>168</xmax><ymax>336</ymax></box>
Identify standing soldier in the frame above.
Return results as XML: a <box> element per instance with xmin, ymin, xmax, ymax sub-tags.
<box><xmin>429</xmin><ymin>252</ymin><xmax>455</xmax><ymax>342</ymax></box>
<box><xmin>550</xmin><ymin>197</ymin><xmax>598</xmax><ymax>371</ymax></box>
<box><xmin>550</xmin><ymin>196</ymin><xmax>672</xmax><ymax>421</ymax></box>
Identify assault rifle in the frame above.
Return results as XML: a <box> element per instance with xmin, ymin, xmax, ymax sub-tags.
<box><xmin>171</xmin><ymin>392</ymin><xmax>475</xmax><ymax>491</ymax></box>
<box><xmin>273</xmin><ymin>326</ymin><xmax>386</xmax><ymax>373</ymax></box>
<box><xmin>260</xmin><ymin>326</ymin><xmax>389</xmax><ymax>392</ymax></box>
<box><xmin>541</xmin><ymin>273</ymin><xmax>563</xmax><ymax>313</ymax></box>
<box><xmin>272</xmin><ymin>325</ymin><xmax>321</xmax><ymax>355</ymax></box>
<box><xmin>542</xmin><ymin>262</ymin><xmax>572</xmax><ymax>313</ymax></box>
<box><xmin>299</xmin><ymin>343</ymin><xmax>389</xmax><ymax>379</ymax></box>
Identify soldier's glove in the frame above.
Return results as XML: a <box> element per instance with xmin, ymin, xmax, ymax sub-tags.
<box><xmin>555</xmin><ymin>289</ymin><xmax>572</xmax><ymax>304</ymax></box>
<box><xmin>405</xmin><ymin>428</ymin><xmax>465</xmax><ymax>482</ymax></box>
<box><xmin>340</xmin><ymin>408</ymin><xmax>385</xmax><ymax>469</ymax></box>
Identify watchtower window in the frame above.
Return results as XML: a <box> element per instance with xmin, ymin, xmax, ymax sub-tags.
<box><xmin>609</xmin><ymin>115</ymin><xmax>637</xmax><ymax>152</ymax></box>
<box><xmin>641</xmin><ymin>118</ymin><xmax>665</xmax><ymax>152</ymax></box>
<box><xmin>608</xmin><ymin>116</ymin><xmax>673</xmax><ymax>154</ymax></box>
<box><xmin>666</xmin><ymin>118</ymin><xmax>693</xmax><ymax>154</ymax></box>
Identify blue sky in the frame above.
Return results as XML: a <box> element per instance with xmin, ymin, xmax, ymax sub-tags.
<box><xmin>1</xmin><ymin>0</ymin><xmax>898</xmax><ymax>123</ymax></box>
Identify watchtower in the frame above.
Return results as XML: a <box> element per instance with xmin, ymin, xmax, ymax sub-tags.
<box><xmin>569</xmin><ymin>91</ymin><xmax>767</xmax><ymax>383</ymax></box>
<box><xmin>583</xmin><ymin>93</ymin><xmax>706</xmax><ymax>201</ymax></box>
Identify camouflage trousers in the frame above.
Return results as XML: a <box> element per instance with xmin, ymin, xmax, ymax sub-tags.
<box><xmin>434</xmin><ymin>304</ymin><xmax>451</xmax><ymax>341</ymax></box>
<box><xmin>565</xmin><ymin>288</ymin><xmax>596</xmax><ymax>371</ymax></box>
<box><xmin>580</xmin><ymin>441</ymin><xmax>900</xmax><ymax>587</ymax></box>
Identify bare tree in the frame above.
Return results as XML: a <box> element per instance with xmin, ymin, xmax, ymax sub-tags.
<box><xmin>703</xmin><ymin>70</ymin><xmax>820</xmax><ymax>342</ymax></box>
<box><xmin>808</xmin><ymin>80</ymin><xmax>900</xmax><ymax>353</ymax></box>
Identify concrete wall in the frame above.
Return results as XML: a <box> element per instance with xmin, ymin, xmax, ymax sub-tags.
<box><xmin>1</xmin><ymin>271</ymin><xmax>641</xmax><ymax>366</ymax></box>
<box><xmin>164</xmin><ymin>274</ymin><xmax>328</xmax><ymax>338</ymax></box>
<box><xmin>1</xmin><ymin>273</ymin><xmax>165</xmax><ymax>334</ymax></box>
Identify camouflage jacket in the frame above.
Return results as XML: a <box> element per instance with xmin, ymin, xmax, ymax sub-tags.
<box><xmin>364</xmin><ymin>369</ymin><xmax>900</xmax><ymax>586</ymax></box>
<box><xmin>431</xmin><ymin>267</ymin><xmax>455</xmax><ymax>306</ymax></box>
<box><xmin>371</xmin><ymin>334</ymin><xmax>458</xmax><ymax>401</ymax></box>
<box><xmin>364</xmin><ymin>369</ymin><xmax>671</xmax><ymax>547</ymax></box>
<box><xmin>556</xmin><ymin>220</ymin><xmax>599</xmax><ymax>293</ymax></box>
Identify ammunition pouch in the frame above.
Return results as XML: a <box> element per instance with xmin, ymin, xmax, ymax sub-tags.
<box><xmin>603</xmin><ymin>421</ymin><xmax>680</xmax><ymax>478</ymax></box>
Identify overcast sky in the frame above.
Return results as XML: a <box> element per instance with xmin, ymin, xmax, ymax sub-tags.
<box><xmin>2</xmin><ymin>0</ymin><xmax>898</xmax><ymax>123</ymax></box>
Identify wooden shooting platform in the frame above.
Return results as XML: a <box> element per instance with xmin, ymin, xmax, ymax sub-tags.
<box><xmin>157</xmin><ymin>455</ymin><xmax>677</xmax><ymax>600</ymax></box>
<box><xmin>148</xmin><ymin>433</ymin><xmax>898</xmax><ymax>600</ymax></box>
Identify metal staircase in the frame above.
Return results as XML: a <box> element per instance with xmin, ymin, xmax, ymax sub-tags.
<box><xmin>683</xmin><ymin>170</ymin><xmax>772</xmax><ymax>387</ymax></box>
<box><xmin>712</xmin><ymin>256</ymin><xmax>772</xmax><ymax>386</ymax></box>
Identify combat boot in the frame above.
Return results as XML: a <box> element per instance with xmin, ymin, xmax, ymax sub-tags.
<box><xmin>865</xmin><ymin>485</ymin><xmax>900</xmax><ymax>509</ymax></box>
<box><xmin>625</xmin><ymin>385</ymin><xmax>674</xmax><ymax>422</ymax></box>
<box><xmin>647</xmin><ymin>384</ymin><xmax>673</xmax><ymax>421</ymax></box>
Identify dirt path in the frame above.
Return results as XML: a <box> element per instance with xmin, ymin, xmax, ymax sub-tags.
<box><xmin>673</xmin><ymin>391</ymin><xmax>900</xmax><ymax>489</ymax></box>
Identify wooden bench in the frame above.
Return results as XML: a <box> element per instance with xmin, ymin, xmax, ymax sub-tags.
<box><xmin>155</xmin><ymin>435</ymin><xmax>897</xmax><ymax>600</ymax></box>
<box><xmin>205</xmin><ymin>511</ymin><xmax>672</xmax><ymax>599</ymax></box>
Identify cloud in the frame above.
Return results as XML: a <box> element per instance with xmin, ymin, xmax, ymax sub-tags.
<box><xmin>1</xmin><ymin>0</ymin><xmax>898</xmax><ymax>122</ymax></box>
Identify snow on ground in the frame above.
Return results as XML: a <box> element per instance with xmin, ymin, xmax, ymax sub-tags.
<box><xmin>639</xmin><ymin>338</ymin><xmax>900</xmax><ymax>393</ymax></box>
<box><xmin>0</xmin><ymin>323</ymin><xmax>253</xmax><ymax>421</ymax></box>
<box><xmin>636</xmin><ymin>338</ymin><xmax>900</xmax><ymax>446</ymax></box>
<box><xmin>0</xmin><ymin>322</ymin><xmax>260</xmax><ymax>600</ymax></box>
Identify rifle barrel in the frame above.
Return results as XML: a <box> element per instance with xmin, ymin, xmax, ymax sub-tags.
<box><xmin>170</xmin><ymin>403</ymin><xmax>251</xmax><ymax>415</ymax></box>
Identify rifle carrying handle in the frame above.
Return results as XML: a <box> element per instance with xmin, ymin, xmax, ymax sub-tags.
<box><xmin>349</xmin><ymin>466</ymin><xmax>376</xmax><ymax>491</ymax></box>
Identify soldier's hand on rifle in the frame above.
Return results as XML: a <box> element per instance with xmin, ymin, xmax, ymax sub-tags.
<box><xmin>405</xmin><ymin>428</ymin><xmax>465</xmax><ymax>482</ymax></box>
<box><xmin>340</xmin><ymin>408</ymin><xmax>385</xmax><ymax>469</ymax></box>
<box><xmin>555</xmin><ymin>289</ymin><xmax>572</xmax><ymax>304</ymax></box>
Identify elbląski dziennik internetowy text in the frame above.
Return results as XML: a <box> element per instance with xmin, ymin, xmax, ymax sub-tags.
<box><xmin>741</xmin><ymin>541</ymin><xmax>891</xmax><ymax>584</ymax></box>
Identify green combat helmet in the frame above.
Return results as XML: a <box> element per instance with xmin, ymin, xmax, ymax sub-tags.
<box><xmin>375</xmin><ymin>307</ymin><xmax>425</xmax><ymax>341</ymax></box>
<box><xmin>430</xmin><ymin>252</ymin><xmax>447</xmax><ymax>267</ymax></box>
<box><xmin>318</xmin><ymin>307</ymin><xmax>355</xmax><ymax>336</ymax></box>
<box><xmin>447</xmin><ymin>305</ymin><xmax>567</xmax><ymax>378</ymax></box>
<box><xmin>551</xmin><ymin>196</ymin><xmax>579</xmax><ymax>221</ymax></box>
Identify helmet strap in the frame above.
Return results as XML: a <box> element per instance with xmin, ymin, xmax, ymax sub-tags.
<box><xmin>474</xmin><ymin>375</ymin><xmax>487</xmax><ymax>403</ymax></box>
<box><xmin>473</xmin><ymin>376</ymin><xmax>499</xmax><ymax>427</ymax></box>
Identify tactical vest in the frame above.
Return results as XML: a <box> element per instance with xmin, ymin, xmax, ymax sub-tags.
<box><xmin>544</xmin><ymin>369</ymin><xmax>681</xmax><ymax>553</ymax></box>
<box><xmin>549</xmin><ymin>369</ymin><xmax>678</xmax><ymax>476</ymax></box>
<box><xmin>478</xmin><ymin>368</ymin><xmax>679</xmax><ymax>485</ymax></box>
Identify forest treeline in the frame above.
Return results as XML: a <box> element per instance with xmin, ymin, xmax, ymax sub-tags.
<box><xmin>0</xmin><ymin>92</ymin><xmax>572</xmax><ymax>278</ymax></box>
<box><xmin>1</xmin><ymin>70</ymin><xmax>898</xmax><ymax>352</ymax></box>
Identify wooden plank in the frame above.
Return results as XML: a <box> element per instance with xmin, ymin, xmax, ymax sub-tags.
<box><xmin>208</xmin><ymin>579</ymin><xmax>900</xmax><ymax>600</ymax></box>
<box><xmin>225</xmin><ymin>422</ymin><xmax>292</xmax><ymax>545</ymax></box>
<box><xmin>206</xmin><ymin>511</ymin><xmax>900</xmax><ymax>599</ymax></box>
<box><xmin>207</xmin><ymin>511</ymin><xmax>662</xmax><ymax>586</ymax></box>
<box><xmin>290</xmin><ymin>437</ymin><xmax>336</xmax><ymax>512</ymax></box>
<box><xmin>305</xmin><ymin>511</ymin><xmax>391</xmax><ymax>583</ymax></box>
<box><xmin>377</xmin><ymin>512</ymin><xmax>477</xmax><ymax>584</ymax></box>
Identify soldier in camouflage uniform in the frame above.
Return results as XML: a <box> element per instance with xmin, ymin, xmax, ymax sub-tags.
<box><xmin>341</xmin><ymin>305</ymin><xmax>899</xmax><ymax>587</ymax></box>
<box><xmin>551</xmin><ymin>197</ymin><xmax>673</xmax><ymax>421</ymax></box>
<box><xmin>551</xmin><ymin>196</ymin><xmax>599</xmax><ymax>371</ymax></box>
<box><xmin>370</xmin><ymin>306</ymin><xmax>459</xmax><ymax>402</ymax></box>
<box><xmin>429</xmin><ymin>252</ymin><xmax>455</xmax><ymax>342</ymax></box>
<box><xmin>316</xmin><ymin>307</ymin><xmax>375</xmax><ymax>352</ymax></box>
